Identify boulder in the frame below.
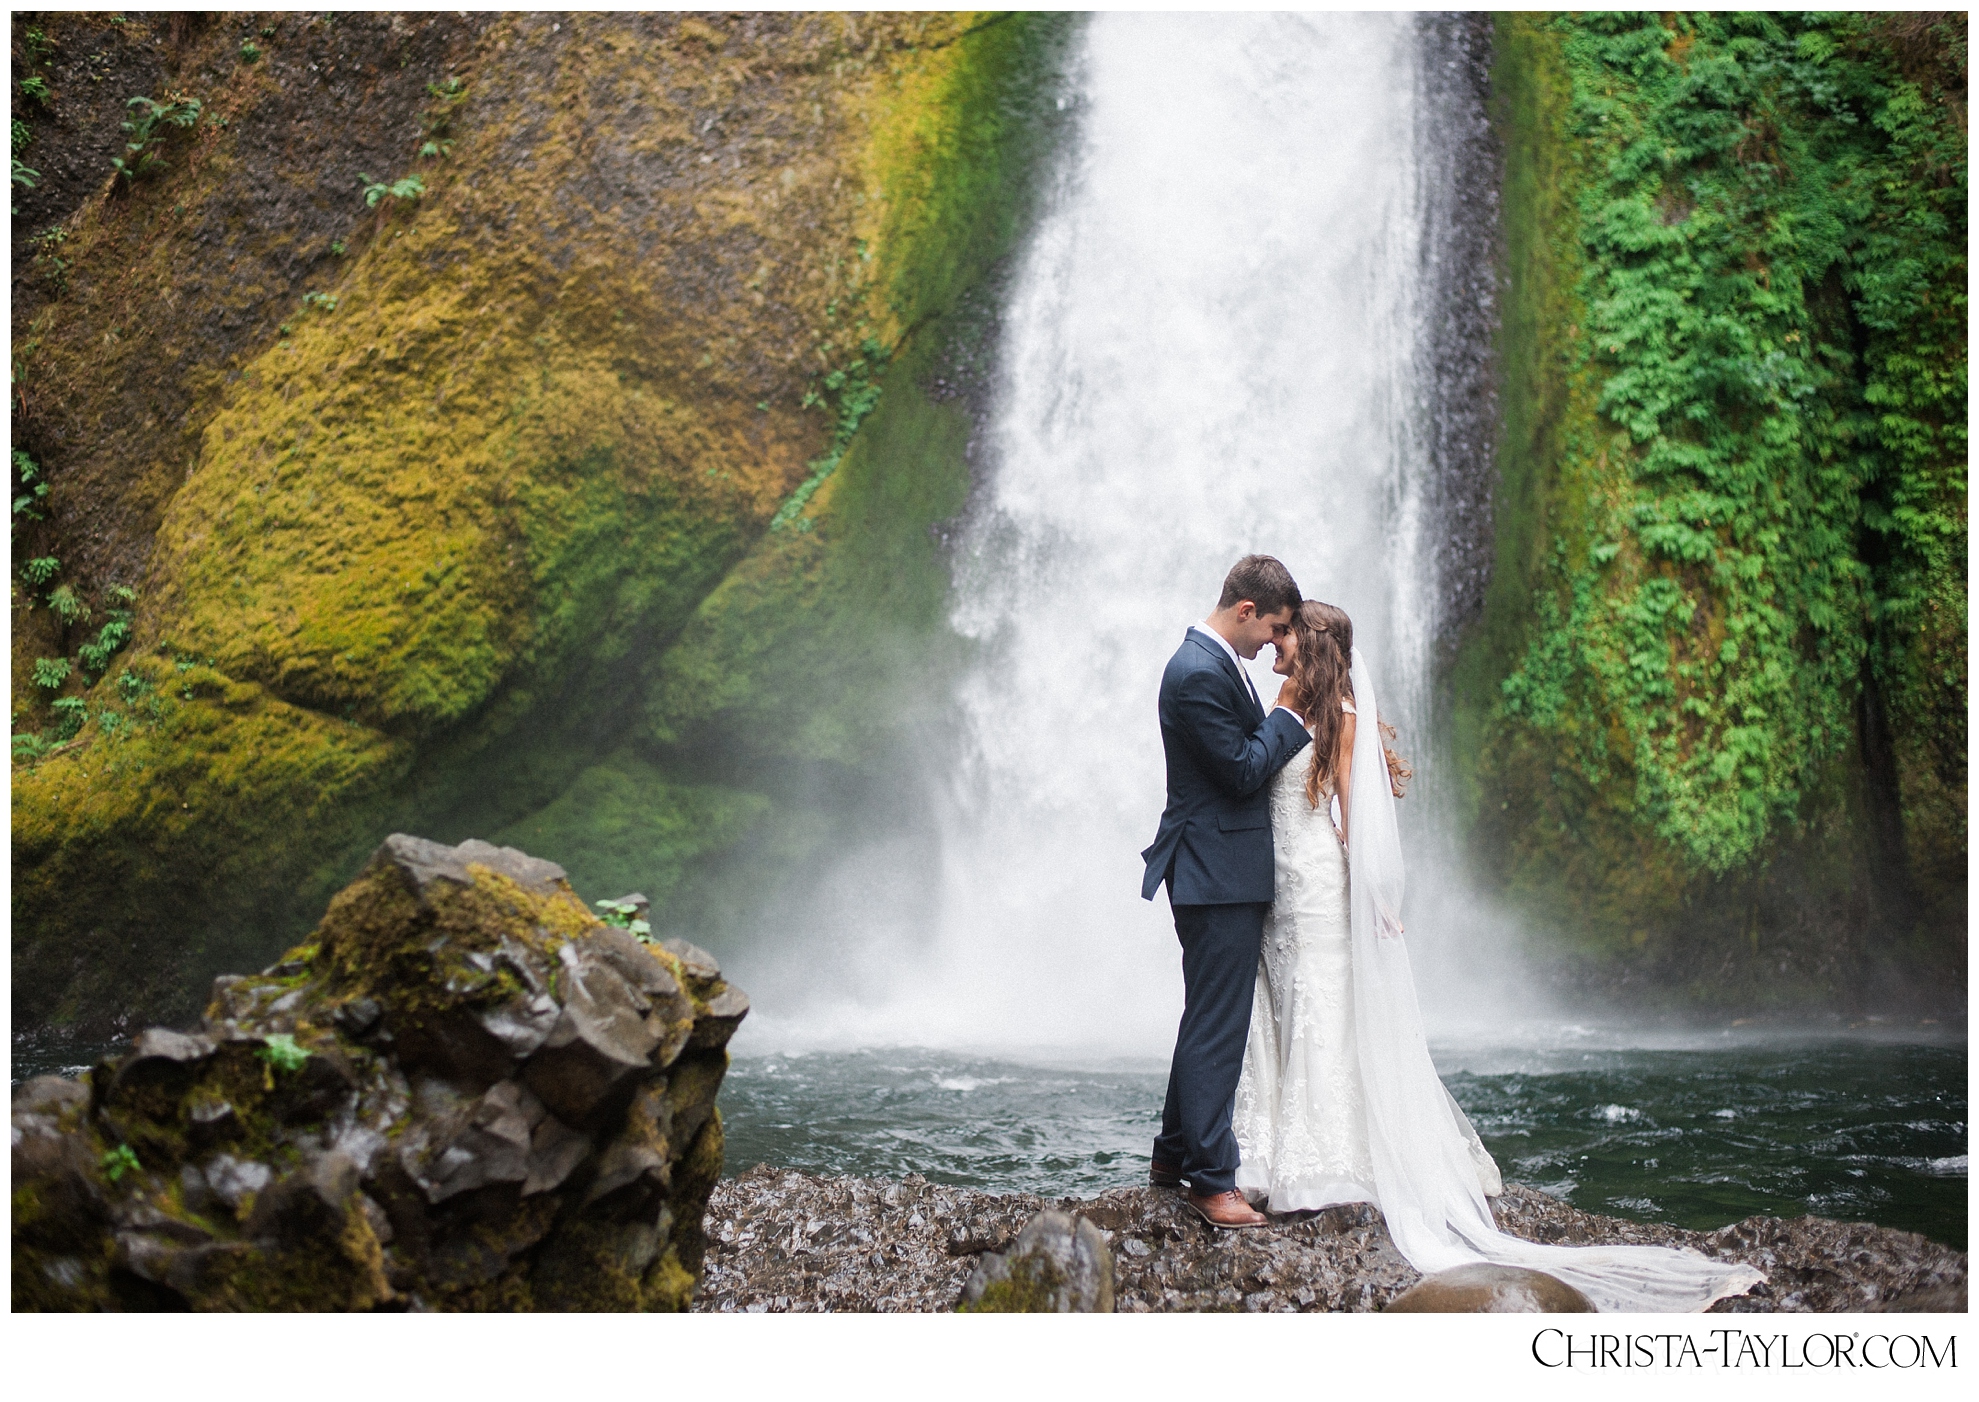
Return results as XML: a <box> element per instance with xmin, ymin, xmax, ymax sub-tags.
<box><xmin>11</xmin><ymin>834</ymin><xmax>747</xmax><ymax>1312</ymax></box>
<box><xmin>1384</xmin><ymin>1263</ymin><xmax>1595</xmax><ymax>1313</ymax></box>
<box><xmin>958</xmin><ymin>1210</ymin><xmax>1115</xmax><ymax>1313</ymax></box>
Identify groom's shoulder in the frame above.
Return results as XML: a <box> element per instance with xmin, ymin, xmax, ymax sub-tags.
<box><xmin>1161</xmin><ymin>632</ymin><xmax>1224</xmax><ymax>686</ymax></box>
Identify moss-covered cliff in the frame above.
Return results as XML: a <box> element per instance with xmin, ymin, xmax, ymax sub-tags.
<box><xmin>1453</xmin><ymin>13</ymin><xmax>1965</xmax><ymax>1007</ymax></box>
<box><xmin>12</xmin><ymin>11</ymin><xmax>1069</xmax><ymax>1033</ymax></box>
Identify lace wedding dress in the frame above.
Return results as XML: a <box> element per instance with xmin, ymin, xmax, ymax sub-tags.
<box><xmin>1231</xmin><ymin>647</ymin><xmax>1763</xmax><ymax>1313</ymax></box>
<box><xmin>1234</xmin><ymin>695</ymin><xmax>1499</xmax><ymax>1212</ymax></box>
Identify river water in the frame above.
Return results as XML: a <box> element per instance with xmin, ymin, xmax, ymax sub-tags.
<box><xmin>715</xmin><ymin>1036</ymin><xmax>1966</xmax><ymax>1251</ymax></box>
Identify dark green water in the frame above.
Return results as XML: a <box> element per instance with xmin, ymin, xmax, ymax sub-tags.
<box><xmin>18</xmin><ymin>1031</ymin><xmax>1964</xmax><ymax>1250</ymax></box>
<box><xmin>716</xmin><ymin>1039</ymin><xmax>1967</xmax><ymax>1250</ymax></box>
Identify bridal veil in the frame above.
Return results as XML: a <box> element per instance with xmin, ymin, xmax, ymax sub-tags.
<box><xmin>1343</xmin><ymin>646</ymin><xmax>1762</xmax><ymax>1312</ymax></box>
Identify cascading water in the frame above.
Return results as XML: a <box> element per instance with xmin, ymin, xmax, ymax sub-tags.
<box><xmin>706</xmin><ymin>18</ymin><xmax>1962</xmax><ymax>1252</ymax></box>
<box><xmin>749</xmin><ymin>11</ymin><xmax>1500</xmax><ymax>1053</ymax></box>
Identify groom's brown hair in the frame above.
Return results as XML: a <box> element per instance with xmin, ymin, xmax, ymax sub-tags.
<box><xmin>1216</xmin><ymin>554</ymin><xmax>1301</xmax><ymax>617</ymax></box>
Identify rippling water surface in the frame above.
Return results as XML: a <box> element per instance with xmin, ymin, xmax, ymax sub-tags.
<box><xmin>18</xmin><ymin>1032</ymin><xmax>1961</xmax><ymax>1248</ymax></box>
<box><xmin>718</xmin><ymin>1038</ymin><xmax>1966</xmax><ymax>1249</ymax></box>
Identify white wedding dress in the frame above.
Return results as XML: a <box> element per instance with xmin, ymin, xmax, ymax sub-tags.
<box><xmin>1231</xmin><ymin>647</ymin><xmax>1763</xmax><ymax>1313</ymax></box>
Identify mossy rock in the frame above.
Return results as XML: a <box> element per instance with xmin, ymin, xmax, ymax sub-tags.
<box><xmin>11</xmin><ymin>834</ymin><xmax>748</xmax><ymax>1312</ymax></box>
<box><xmin>12</xmin><ymin>12</ymin><xmax>1074</xmax><ymax>1036</ymax></box>
<box><xmin>957</xmin><ymin>1210</ymin><xmax>1115</xmax><ymax>1313</ymax></box>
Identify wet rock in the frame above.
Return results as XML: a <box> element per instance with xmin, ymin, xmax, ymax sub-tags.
<box><xmin>521</xmin><ymin>942</ymin><xmax>662</xmax><ymax>1128</ymax></box>
<box><xmin>12</xmin><ymin>835</ymin><xmax>747</xmax><ymax>1312</ymax></box>
<box><xmin>185</xmin><ymin>1096</ymin><xmax>240</xmax><ymax>1150</ymax></box>
<box><xmin>116</xmin><ymin>1028</ymin><xmax>216</xmax><ymax>1078</ymax></box>
<box><xmin>408</xmin><ymin>1082</ymin><xmax>539</xmax><ymax>1204</ymax></box>
<box><xmin>14</xmin><ymin>1075</ymin><xmax>89</xmax><ymax>1120</ymax></box>
<box><xmin>690</xmin><ymin>986</ymin><xmax>752</xmax><ymax>1051</ymax></box>
<box><xmin>201</xmin><ymin>1154</ymin><xmax>274</xmax><ymax>1213</ymax></box>
<box><xmin>585</xmin><ymin>1081</ymin><xmax>674</xmax><ymax>1212</ymax></box>
<box><xmin>333</xmin><ymin>997</ymin><xmax>385</xmax><ymax>1039</ymax></box>
<box><xmin>1385</xmin><ymin>1263</ymin><xmax>1594</xmax><ymax>1312</ymax></box>
<box><xmin>662</xmin><ymin>938</ymin><xmax>722</xmax><ymax>987</ymax></box>
<box><xmin>693</xmin><ymin>1170</ymin><xmax>1967</xmax><ymax>1315</ymax></box>
<box><xmin>377</xmin><ymin>834</ymin><xmax>568</xmax><ymax>900</ymax></box>
<box><xmin>959</xmin><ymin>1210</ymin><xmax>1114</xmax><ymax>1312</ymax></box>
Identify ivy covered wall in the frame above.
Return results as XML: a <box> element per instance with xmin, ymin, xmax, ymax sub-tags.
<box><xmin>1453</xmin><ymin>12</ymin><xmax>1965</xmax><ymax>1007</ymax></box>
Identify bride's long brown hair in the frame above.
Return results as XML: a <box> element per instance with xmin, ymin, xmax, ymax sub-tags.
<box><xmin>1287</xmin><ymin>600</ymin><xmax>1413</xmax><ymax>809</ymax></box>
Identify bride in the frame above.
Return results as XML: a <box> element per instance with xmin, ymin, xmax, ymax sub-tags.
<box><xmin>1231</xmin><ymin>600</ymin><xmax>1762</xmax><ymax>1312</ymax></box>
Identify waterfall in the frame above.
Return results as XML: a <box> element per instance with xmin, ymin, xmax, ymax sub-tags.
<box><xmin>750</xmin><ymin>12</ymin><xmax>1507</xmax><ymax>1055</ymax></box>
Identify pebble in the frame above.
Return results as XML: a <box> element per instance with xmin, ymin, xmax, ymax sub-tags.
<box><xmin>694</xmin><ymin>1169</ymin><xmax>1968</xmax><ymax>1313</ymax></box>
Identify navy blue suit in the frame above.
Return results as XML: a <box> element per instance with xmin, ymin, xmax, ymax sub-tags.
<box><xmin>1141</xmin><ymin>629</ymin><xmax>1310</xmax><ymax>1194</ymax></box>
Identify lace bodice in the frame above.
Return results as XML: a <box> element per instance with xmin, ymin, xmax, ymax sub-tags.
<box><xmin>1232</xmin><ymin>736</ymin><xmax>1375</xmax><ymax>1211</ymax></box>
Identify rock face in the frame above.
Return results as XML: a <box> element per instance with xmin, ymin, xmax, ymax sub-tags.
<box><xmin>1385</xmin><ymin>1263</ymin><xmax>1594</xmax><ymax>1313</ymax></box>
<box><xmin>12</xmin><ymin>10</ymin><xmax>1073</xmax><ymax>1042</ymax></box>
<box><xmin>695</xmin><ymin>1170</ymin><xmax>1967</xmax><ymax>1314</ymax></box>
<box><xmin>11</xmin><ymin>835</ymin><xmax>748</xmax><ymax>1311</ymax></box>
<box><xmin>958</xmin><ymin>1210</ymin><xmax>1114</xmax><ymax>1313</ymax></box>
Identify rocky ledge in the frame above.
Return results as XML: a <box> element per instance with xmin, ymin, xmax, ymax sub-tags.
<box><xmin>13</xmin><ymin>835</ymin><xmax>748</xmax><ymax>1311</ymax></box>
<box><xmin>695</xmin><ymin>1167</ymin><xmax>1968</xmax><ymax>1313</ymax></box>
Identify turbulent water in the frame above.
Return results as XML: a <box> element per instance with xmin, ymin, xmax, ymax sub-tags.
<box><xmin>717</xmin><ymin>1037</ymin><xmax>1967</xmax><ymax>1250</ymax></box>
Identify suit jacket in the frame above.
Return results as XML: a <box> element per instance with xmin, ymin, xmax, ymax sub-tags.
<box><xmin>1140</xmin><ymin>629</ymin><xmax>1312</xmax><ymax>905</ymax></box>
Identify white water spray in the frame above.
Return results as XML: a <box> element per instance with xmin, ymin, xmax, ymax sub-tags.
<box><xmin>751</xmin><ymin>12</ymin><xmax>1503</xmax><ymax>1055</ymax></box>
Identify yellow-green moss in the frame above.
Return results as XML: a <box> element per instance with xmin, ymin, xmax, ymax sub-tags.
<box><xmin>16</xmin><ymin>12</ymin><xmax>1064</xmax><ymax>1030</ymax></box>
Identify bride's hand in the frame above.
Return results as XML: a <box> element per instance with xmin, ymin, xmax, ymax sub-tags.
<box><xmin>1275</xmin><ymin>674</ymin><xmax>1305</xmax><ymax>716</ymax></box>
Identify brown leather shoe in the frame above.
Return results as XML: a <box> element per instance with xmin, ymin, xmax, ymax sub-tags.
<box><xmin>1149</xmin><ymin>1159</ymin><xmax>1186</xmax><ymax>1189</ymax></box>
<box><xmin>1187</xmin><ymin>1189</ymin><xmax>1268</xmax><ymax>1230</ymax></box>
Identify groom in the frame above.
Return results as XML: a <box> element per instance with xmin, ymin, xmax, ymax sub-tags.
<box><xmin>1140</xmin><ymin>554</ymin><xmax>1310</xmax><ymax>1229</ymax></box>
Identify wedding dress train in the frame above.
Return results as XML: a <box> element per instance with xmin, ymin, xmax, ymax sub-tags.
<box><xmin>1232</xmin><ymin>647</ymin><xmax>1762</xmax><ymax>1312</ymax></box>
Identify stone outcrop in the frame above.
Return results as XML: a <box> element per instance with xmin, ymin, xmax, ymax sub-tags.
<box><xmin>11</xmin><ymin>834</ymin><xmax>747</xmax><ymax>1311</ymax></box>
<box><xmin>1385</xmin><ymin>1263</ymin><xmax>1594</xmax><ymax>1313</ymax></box>
<box><xmin>695</xmin><ymin>1170</ymin><xmax>1967</xmax><ymax>1313</ymax></box>
<box><xmin>958</xmin><ymin>1209</ymin><xmax>1114</xmax><ymax>1313</ymax></box>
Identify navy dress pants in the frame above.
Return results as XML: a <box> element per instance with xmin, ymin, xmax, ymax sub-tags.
<box><xmin>1153</xmin><ymin>899</ymin><xmax>1267</xmax><ymax>1196</ymax></box>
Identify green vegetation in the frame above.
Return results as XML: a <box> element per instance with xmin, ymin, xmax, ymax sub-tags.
<box><xmin>417</xmin><ymin>77</ymin><xmax>467</xmax><ymax>162</ymax></box>
<box><xmin>112</xmin><ymin>94</ymin><xmax>202</xmax><ymax>183</ymax></box>
<box><xmin>1457</xmin><ymin>13</ymin><xmax>1965</xmax><ymax>990</ymax></box>
<box><xmin>239</xmin><ymin>41</ymin><xmax>261</xmax><ymax>64</ymax></box>
<box><xmin>10</xmin><ymin>107</ymin><xmax>38</xmax><ymax>212</ymax></box>
<box><xmin>45</xmin><ymin>584</ymin><xmax>84</xmax><ymax>625</ymax></box>
<box><xmin>594</xmin><ymin>897</ymin><xmax>654</xmax><ymax>942</ymax></box>
<box><xmin>77</xmin><ymin>587</ymin><xmax>137</xmax><ymax>678</ymax></box>
<box><xmin>18</xmin><ymin>75</ymin><xmax>49</xmax><ymax>105</ymax></box>
<box><xmin>358</xmin><ymin>172</ymin><xmax>424</xmax><ymax>207</ymax></box>
<box><xmin>255</xmin><ymin>1033</ymin><xmax>309</xmax><ymax>1074</ymax></box>
<box><xmin>771</xmin><ymin>337</ymin><xmax>891</xmax><ymax>531</ymax></box>
<box><xmin>12</xmin><ymin>449</ymin><xmax>48</xmax><ymax>535</ymax></box>
<box><xmin>100</xmin><ymin>1144</ymin><xmax>141</xmax><ymax>1182</ymax></box>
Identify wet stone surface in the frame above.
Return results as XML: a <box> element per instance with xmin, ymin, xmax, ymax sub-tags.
<box><xmin>12</xmin><ymin>835</ymin><xmax>749</xmax><ymax>1312</ymax></box>
<box><xmin>695</xmin><ymin>1172</ymin><xmax>1969</xmax><ymax>1314</ymax></box>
